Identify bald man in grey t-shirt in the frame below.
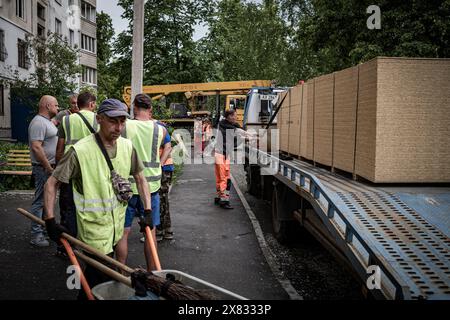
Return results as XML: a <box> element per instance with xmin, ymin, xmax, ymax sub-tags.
<box><xmin>28</xmin><ymin>95</ymin><xmax>59</xmax><ymax>247</ymax></box>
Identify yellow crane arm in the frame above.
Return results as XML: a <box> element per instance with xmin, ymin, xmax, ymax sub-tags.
<box><xmin>122</xmin><ymin>80</ymin><xmax>272</xmax><ymax>106</ymax></box>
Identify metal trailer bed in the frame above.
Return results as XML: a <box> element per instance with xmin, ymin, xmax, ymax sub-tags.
<box><xmin>252</xmin><ymin>148</ymin><xmax>450</xmax><ymax>300</ymax></box>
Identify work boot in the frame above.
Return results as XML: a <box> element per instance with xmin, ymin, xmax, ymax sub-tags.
<box><xmin>219</xmin><ymin>201</ymin><xmax>234</xmax><ymax>210</ymax></box>
<box><xmin>30</xmin><ymin>234</ymin><xmax>49</xmax><ymax>247</ymax></box>
<box><xmin>164</xmin><ymin>228</ymin><xmax>174</xmax><ymax>240</ymax></box>
<box><xmin>214</xmin><ymin>197</ymin><xmax>220</xmax><ymax>205</ymax></box>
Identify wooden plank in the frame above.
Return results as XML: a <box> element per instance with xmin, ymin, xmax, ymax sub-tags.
<box><xmin>7</xmin><ymin>158</ymin><xmax>31</xmax><ymax>162</ymax></box>
<box><xmin>9</xmin><ymin>150</ymin><xmax>30</xmax><ymax>153</ymax></box>
<box><xmin>5</xmin><ymin>163</ymin><xmax>32</xmax><ymax>167</ymax></box>
<box><xmin>0</xmin><ymin>170</ymin><xmax>32</xmax><ymax>175</ymax></box>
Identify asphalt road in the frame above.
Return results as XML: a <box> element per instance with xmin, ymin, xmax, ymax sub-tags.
<box><xmin>231</xmin><ymin>164</ymin><xmax>363</xmax><ymax>300</ymax></box>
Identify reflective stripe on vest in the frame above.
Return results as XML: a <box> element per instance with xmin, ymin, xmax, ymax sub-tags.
<box><xmin>63</xmin><ymin>110</ymin><xmax>98</xmax><ymax>153</ymax></box>
<box><xmin>123</xmin><ymin>120</ymin><xmax>163</xmax><ymax>193</ymax></box>
<box><xmin>72</xmin><ymin>135</ymin><xmax>132</xmax><ymax>255</ymax></box>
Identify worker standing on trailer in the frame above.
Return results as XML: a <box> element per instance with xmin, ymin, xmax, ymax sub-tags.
<box><xmin>214</xmin><ymin>109</ymin><xmax>253</xmax><ymax>209</ymax></box>
<box><xmin>115</xmin><ymin>93</ymin><xmax>171</xmax><ymax>270</ymax></box>
<box><xmin>43</xmin><ymin>99</ymin><xmax>152</xmax><ymax>299</ymax></box>
<box><xmin>54</xmin><ymin>92</ymin><xmax>97</xmax><ymax>254</ymax></box>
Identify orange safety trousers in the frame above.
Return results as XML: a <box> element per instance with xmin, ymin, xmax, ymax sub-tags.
<box><xmin>214</xmin><ymin>153</ymin><xmax>231</xmax><ymax>202</ymax></box>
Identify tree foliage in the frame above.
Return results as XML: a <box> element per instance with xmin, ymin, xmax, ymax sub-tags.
<box><xmin>1</xmin><ymin>33</ymin><xmax>81</xmax><ymax>111</ymax></box>
<box><xmin>97</xmin><ymin>11</ymin><xmax>121</xmax><ymax>101</ymax></box>
<box><xmin>98</xmin><ymin>0</ymin><xmax>450</xmax><ymax>95</ymax></box>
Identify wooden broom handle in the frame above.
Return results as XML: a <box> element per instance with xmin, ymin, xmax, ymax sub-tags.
<box><xmin>17</xmin><ymin>208</ymin><xmax>134</xmax><ymax>274</ymax></box>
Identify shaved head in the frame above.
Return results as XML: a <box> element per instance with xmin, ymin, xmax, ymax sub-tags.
<box><xmin>39</xmin><ymin>95</ymin><xmax>59</xmax><ymax>118</ymax></box>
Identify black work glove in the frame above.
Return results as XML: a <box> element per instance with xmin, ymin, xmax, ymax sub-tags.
<box><xmin>139</xmin><ymin>209</ymin><xmax>153</xmax><ymax>232</ymax></box>
<box><xmin>45</xmin><ymin>217</ymin><xmax>69</xmax><ymax>244</ymax></box>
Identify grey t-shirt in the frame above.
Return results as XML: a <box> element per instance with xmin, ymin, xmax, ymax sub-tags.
<box><xmin>28</xmin><ymin>114</ymin><xmax>58</xmax><ymax>165</ymax></box>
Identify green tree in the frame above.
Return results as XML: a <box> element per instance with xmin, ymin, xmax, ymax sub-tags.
<box><xmin>1</xmin><ymin>33</ymin><xmax>81</xmax><ymax>111</ymax></box>
<box><xmin>114</xmin><ymin>0</ymin><xmax>214</xmax><ymax>90</ymax></box>
<box><xmin>96</xmin><ymin>11</ymin><xmax>122</xmax><ymax>101</ymax></box>
<box><xmin>280</xmin><ymin>0</ymin><xmax>450</xmax><ymax>79</ymax></box>
<box><xmin>206</xmin><ymin>0</ymin><xmax>290</xmax><ymax>84</ymax></box>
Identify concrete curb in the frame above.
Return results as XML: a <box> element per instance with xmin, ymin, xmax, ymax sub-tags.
<box><xmin>230</xmin><ymin>174</ymin><xmax>303</xmax><ymax>300</ymax></box>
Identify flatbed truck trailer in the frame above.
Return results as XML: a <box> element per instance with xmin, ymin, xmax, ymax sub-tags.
<box><xmin>243</xmin><ymin>146</ymin><xmax>450</xmax><ymax>300</ymax></box>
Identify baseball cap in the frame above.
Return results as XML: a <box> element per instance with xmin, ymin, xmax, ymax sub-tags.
<box><xmin>97</xmin><ymin>99</ymin><xmax>130</xmax><ymax>118</ymax></box>
<box><xmin>133</xmin><ymin>94</ymin><xmax>152</xmax><ymax>109</ymax></box>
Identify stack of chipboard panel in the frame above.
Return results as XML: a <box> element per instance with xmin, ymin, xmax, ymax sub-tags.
<box><xmin>288</xmin><ymin>85</ymin><xmax>303</xmax><ymax>155</ymax></box>
<box><xmin>333</xmin><ymin>66</ymin><xmax>359</xmax><ymax>173</ymax></box>
<box><xmin>300</xmin><ymin>80</ymin><xmax>315</xmax><ymax>160</ymax></box>
<box><xmin>355</xmin><ymin>57</ymin><xmax>450</xmax><ymax>183</ymax></box>
<box><xmin>278</xmin><ymin>91</ymin><xmax>290</xmax><ymax>153</ymax></box>
<box><xmin>313</xmin><ymin>73</ymin><xmax>334</xmax><ymax>166</ymax></box>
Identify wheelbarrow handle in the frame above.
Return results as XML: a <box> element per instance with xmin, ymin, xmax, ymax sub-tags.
<box><xmin>145</xmin><ymin>226</ymin><xmax>162</xmax><ymax>271</ymax></box>
<box><xmin>17</xmin><ymin>208</ymin><xmax>134</xmax><ymax>274</ymax></box>
<box><xmin>61</xmin><ymin>238</ymin><xmax>95</xmax><ymax>300</ymax></box>
<box><xmin>73</xmin><ymin>250</ymin><xmax>132</xmax><ymax>288</ymax></box>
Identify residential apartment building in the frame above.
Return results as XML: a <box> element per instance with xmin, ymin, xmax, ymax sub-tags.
<box><xmin>0</xmin><ymin>0</ymin><xmax>97</xmax><ymax>138</ymax></box>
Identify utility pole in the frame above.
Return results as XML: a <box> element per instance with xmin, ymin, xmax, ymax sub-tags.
<box><xmin>130</xmin><ymin>0</ymin><xmax>145</xmax><ymax>118</ymax></box>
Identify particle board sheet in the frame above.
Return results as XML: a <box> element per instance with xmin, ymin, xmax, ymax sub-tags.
<box><xmin>278</xmin><ymin>91</ymin><xmax>290</xmax><ymax>153</ymax></box>
<box><xmin>355</xmin><ymin>58</ymin><xmax>378</xmax><ymax>182</ymax></box>
<box><xmin>299</xmin><ymin>83</ymin><xmax>308</xmax><ymax>156</ymax></box>
<box><xmin>288</xmin><ymin>85</ymin><xmax>303</xmax><ymax>156</ymax></box>
<box><xmin>333</xmin><ymin>66</ymin><xmax>359</xmax><ymax>173</ymax></box>
<box><xmin>313</xmin><ymin>73</ymin><xmax>334</xmax><ymax>166</ymax></box>
<box><xmin>372</xmin><ymin>58</ymin><xmax>450</xmax><ymax>182</ymax></box>
<box><xmin>301</xmin><ymin>80</ymin><xmax>314</xmax><ymax>160</ymax></box>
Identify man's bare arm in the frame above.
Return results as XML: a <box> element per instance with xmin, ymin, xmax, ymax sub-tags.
<box><xmin>31</xmin><ymin>140</ymin><xmax>53</xmax><ymax>173</ymax></box>
<box><xmin>134</xmin><ymin>171</ymin><xmax>151</xmax><ymax>210</ymax></box>
<box><xmin>44</xmin><ymin>176</ymin><xmax>60</xmax><ymax>220</ymax></box>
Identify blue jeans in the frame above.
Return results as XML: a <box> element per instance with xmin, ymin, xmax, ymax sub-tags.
<box><xmin>30</xmin><ymin>165</ymin><xmax>51</xmax><ymax>236</ymax></box>
<box><xmin>124</xmin><ymin>193</ymin><xmax>160</xmax><ymax>228</ymax></box>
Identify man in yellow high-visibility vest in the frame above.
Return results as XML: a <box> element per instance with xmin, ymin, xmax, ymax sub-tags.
<box><xmin>115</xmin><ymin>93</ymin><xmax>171</xmax><ymax>271</ymax></box>
<box><xmin>43</xmin><ymin>99</ymin><xmax>152</xmax><ymax>299</ymax></box>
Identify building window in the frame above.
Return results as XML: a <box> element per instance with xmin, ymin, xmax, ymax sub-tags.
<box><xmin>37</xmin><ymin>24</ymin><xmax>45</xmax><ymax>39</ymax></box>
<box><xmin>37</xmin><ymin>3</ymin><xmax>45</xmax><ymax>20</ymax></box>
<box><xmin>55</xmin><ymin>18</ymin><xmax>62</xmax><ymax>35</ymax></box>
<box><xmin>81</xmin><ymin>1</ymin><xmax>96</xmax><ymax>23</ymax></box>
<box><xmin>16</xmin><ymin>0</ymin><xmax>25</xmax><ymax>19</ymax></box>
<box><xmin>82</xmin><ymin>66</ymin><xmax>97</xmax><ymax>85</ymax></box>
<box><xmin>81</xmin><ymin>33</ymin><xmax>95</xmax><ymax>53</ymax></box>
<box><xmin>0</xmin><ymin>84</ymin><xmax>4</xmax><ymax>116</ymax></box>
<box><xmin>69</xmin><ymin>29</ymin><xmax>74</xmax><ymax>47</ymax></box>
<box><xmin>17</xmin><ymin>39</ymin><xmax>30</xmax><ymax>69</ymax></box>
<box><xmin>0</xmin><ymin>30</ymin><xmax>7</xmax><ymax>62</ymax></box>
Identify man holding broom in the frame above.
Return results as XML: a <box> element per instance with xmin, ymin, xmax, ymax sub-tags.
<box><xmin>43</xmin><ymin>99</ymin><xmax>154</xmax><ymax>299</ymax></box>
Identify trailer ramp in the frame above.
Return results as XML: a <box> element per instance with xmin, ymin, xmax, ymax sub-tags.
<box><xmin>257</xmin><ymin>150</ymin><xmax>450</xmax><ymax>300</ymax></box>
